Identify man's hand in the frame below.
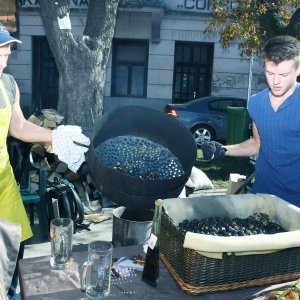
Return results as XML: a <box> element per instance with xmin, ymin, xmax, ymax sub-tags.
<box><xmin>199</xmin><ymin>141</ymin><xmax>227</xmax><ymax>162</ymax></box>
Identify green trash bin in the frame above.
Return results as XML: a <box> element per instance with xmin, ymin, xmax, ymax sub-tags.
<box><xmin>227</xmin><ymin>107</ymin><xmax>252</xmax><ymax>144</ymax></box>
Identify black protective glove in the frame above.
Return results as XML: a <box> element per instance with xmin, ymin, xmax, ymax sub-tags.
<box><xmin>200</xmin><ymin>141</ymin><xmax>227</xmax><ymax>162</ymax></box>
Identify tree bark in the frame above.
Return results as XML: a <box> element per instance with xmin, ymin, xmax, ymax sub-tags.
<box><xmin>38</xmin><ymin>0</ymin><xmax>120</xmax><ymax>135</ymax></box>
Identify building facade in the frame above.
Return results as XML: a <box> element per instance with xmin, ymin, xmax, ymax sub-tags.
<box><xmin>10</xmin><ymin>0</ymin><xmax>267</xmax><ymax>116</ymax></box>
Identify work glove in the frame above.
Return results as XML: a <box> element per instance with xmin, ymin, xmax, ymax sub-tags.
<box><xmin>48</xmin><ymin>125</ymin><xmax>90</xmax><ymax>173</ymax></box>
<box><xmin>199</xmin><ymin>141</ymin><xmax>227</xmax><ymax>162</ymax></box>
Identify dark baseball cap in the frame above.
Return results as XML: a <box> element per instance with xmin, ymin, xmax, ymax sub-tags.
<box><xmin>0</xmin><ymin>23</ymin><xmax>21</xmax><ymax>47</ymax></box>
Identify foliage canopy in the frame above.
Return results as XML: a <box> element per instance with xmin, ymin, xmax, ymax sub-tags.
<box><xmin>207</xmin><ymin>0</ymin><xmax>299</xmax><ymax>57</ymax></box>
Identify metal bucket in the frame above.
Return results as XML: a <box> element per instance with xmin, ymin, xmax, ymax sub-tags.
<box><xmin>112</xmin><ymin>206</ymin><xmax>153</xmax><ymax>247</ymax></box>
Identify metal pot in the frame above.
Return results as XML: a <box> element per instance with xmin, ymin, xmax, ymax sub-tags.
<box><xmin>112</xmin><ymin>206</ymin><xmax>154</xmax><ymax>247</ymax></box>
<box><xmin>86</xmin><ymin>105</ymin><xmax>197</xmax><ymax>209</ymax></box>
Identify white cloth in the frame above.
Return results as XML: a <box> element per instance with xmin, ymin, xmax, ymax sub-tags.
<box><xmin>51</xmin><ymin>125</ymin><xmax>90</xmax><ymax>173</ymax></box>
<box><xmin>184</xmin><ymin>230</ymin><xmax>300</xmax><ymax>254</ymax></box>
<box><xmin>189</xmin><ymin>166</ymin><xmax>214</xmax><ymax>190</ymax></box>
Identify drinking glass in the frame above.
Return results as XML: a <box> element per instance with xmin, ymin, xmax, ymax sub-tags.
<box><xmin>81</xmin><ymin>241</ymin><xmax>113</xmax><ymax>299</ymax></box>
<box><xmin>50</xmin><ymin>218</ymin><xmax>73</xmax><ymax>270</ymax></box>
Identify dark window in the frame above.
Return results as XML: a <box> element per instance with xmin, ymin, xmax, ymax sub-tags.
<box><xmin>111</xmin><ymin>39</ymin><xmax>148</xmax><ymax>97</ymax></box>
<box><xmin>173</xmin><ymin>42</ymin><xmax>214</xmax><ymax>103</ymax></box>
<box><xmin>32</xmin><ymin>37</ymin><xmax>59</xmax><ymax>111</ymax></box>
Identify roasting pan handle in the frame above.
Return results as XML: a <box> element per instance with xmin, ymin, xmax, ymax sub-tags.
<box><xmin>73</xmin><ymin>141</ymin><xmax>90</xmax><ymax>149</ymax></box>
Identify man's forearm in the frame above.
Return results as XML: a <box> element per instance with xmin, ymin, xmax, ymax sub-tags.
<box><xmin>225</xmin><ymin>138</ymin><xmax>260</xmax><ymax>157</ymax></box>
<box><xmin>10</xmin><ymin>120</ymin><xmax>53</xmax><ymax>144</ymax></box>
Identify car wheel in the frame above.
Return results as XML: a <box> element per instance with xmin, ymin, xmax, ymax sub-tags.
<box><xmin>191</xmin><ymin>125</ymin><xmax>216</xmax><ymax>148</ymax></box>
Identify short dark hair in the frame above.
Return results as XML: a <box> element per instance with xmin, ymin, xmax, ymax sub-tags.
<box><xmin>262</xmin><ymin>35</ymin><xmax>300</xmax><ymax>66</ymax></box>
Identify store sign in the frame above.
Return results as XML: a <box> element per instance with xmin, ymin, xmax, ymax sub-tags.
<box><xmin>18</xmin><ymin>0</ymin><xmax>210</xmax><ymax>12</ymax></box>
<box><xmin>164</xmin><ymin>0</ymin><xmax>210</xmax><ymax>12</ymax></box>
<box><xmin>17</xmin><ymin>0</ymin><xmax>89</xmax><ymax>8</ymax></box>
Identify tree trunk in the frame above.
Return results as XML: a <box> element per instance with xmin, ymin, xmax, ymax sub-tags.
<box><xmin>286</xmin><ymin>8</ymin><xmax>300</xmax><ymax>39</ymax></box>
<box><xmin>38</xmin><ymin>0</ymin><xmax>120</xmax><ymax>136</ymax></box>
<box><xmin>57</xmin><ymin>60</ymin><xmax>106</xmax><ymax>133</ymax></box>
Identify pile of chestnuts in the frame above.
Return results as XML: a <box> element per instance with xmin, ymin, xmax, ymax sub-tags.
<box><xmin>178</xmin><ymin>213</ymin><xmax>287</xmax><ymax>236</ymax></box>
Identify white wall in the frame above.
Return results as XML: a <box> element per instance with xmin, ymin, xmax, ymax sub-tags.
<box><xmin>106</xmin><ymin>12</ymin><xmax>266</xmax><ymax>113</ymax></box>
<box><xmin>12</xmin><ymin>7</ymin><xmax>267</xmax><ymax>115</ymax></box>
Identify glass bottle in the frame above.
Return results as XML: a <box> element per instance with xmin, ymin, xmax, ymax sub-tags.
<box><xmin>142</xmin><ymin>199</ymin><xmax>163</xmax><ymax>287</ymax></box>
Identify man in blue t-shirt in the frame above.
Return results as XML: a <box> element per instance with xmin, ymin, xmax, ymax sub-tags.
<box><xmin>200</xmin><ymin>36</ymin><xmax>300</xmax><ymax>206</ymax></box>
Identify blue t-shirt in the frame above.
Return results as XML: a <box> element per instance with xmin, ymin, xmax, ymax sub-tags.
<box><xmin>248</xmin><ymin>83</ymin><xmax>300</xmax><ymax>206</ymax></box>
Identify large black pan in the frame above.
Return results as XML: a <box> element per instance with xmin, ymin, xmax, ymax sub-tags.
<box><xmin>86</xmin><ymin>105</ymin><xmax>197</xmax><ymax>209</ymax></box>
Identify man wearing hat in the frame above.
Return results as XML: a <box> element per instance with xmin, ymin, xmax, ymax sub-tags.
<box><xmin>0</xmin><ymin>23</ymin><xmax>89</xmax><ymax>298</ymax></box>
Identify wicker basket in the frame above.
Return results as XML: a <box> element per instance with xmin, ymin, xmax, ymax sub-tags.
<box><xmin>160</xmin><ymin>195</ymin><xmax>300</xmax><ymax>295</ymax></box>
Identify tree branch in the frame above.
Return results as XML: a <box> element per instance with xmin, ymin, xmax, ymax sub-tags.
<box><xmin>84</xmin><ymin>0</ymin><xmax>120</xmax><ymax>40</ymax></box>
<box><xmin>38</xmin><ymin>0</ymin><xmax>75</xmax><ymax>64</ymax></box>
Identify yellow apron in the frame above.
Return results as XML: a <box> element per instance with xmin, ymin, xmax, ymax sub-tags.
<box><xmin>0</xmin><ymin>79</ymin><xmax>32</xmax><ymax>242</ymax></box>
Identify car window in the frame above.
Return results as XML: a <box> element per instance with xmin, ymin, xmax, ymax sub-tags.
<box><xmin>209</xmin><ymin>100</ymin><xmax>232</xmax><ymax>112</ymax></box>
<box><xmin>231</xmin><ymin>100</ymin><xmax>246</xmax><ymax>108</ymax></box>
<box><xmin>218</xmin><ymin>100</ymin><xmax>234</xmax><ymax>112</ymax></box>
<box><xmin>209</xmin><ymin>99</ymin><xmax>245</xmax><ymax>112</ymax></box>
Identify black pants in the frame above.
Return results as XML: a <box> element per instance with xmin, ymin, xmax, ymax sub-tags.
<box><xmin>8</xmin><ymin>241</ymin><xmax>24</xmax><ymax>297</ymax></box>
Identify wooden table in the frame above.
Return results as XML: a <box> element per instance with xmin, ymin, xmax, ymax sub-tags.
<box><xmin>18</xmin><ymin>245</ymin><xmax>292</xmax><ymax>299</ymax></box>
